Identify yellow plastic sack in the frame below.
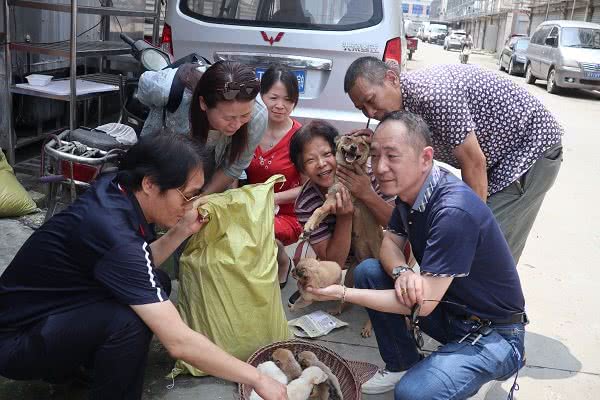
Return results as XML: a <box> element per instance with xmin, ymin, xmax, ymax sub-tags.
<box><xmin>174</xmin><ymin>174</ymin><xmax>291</xmax><ymax>377</ymax></box>
<box><xmin>0</xmin><ymin>150</ymin><xmax>37</xmax><ymax>217</ymax></box>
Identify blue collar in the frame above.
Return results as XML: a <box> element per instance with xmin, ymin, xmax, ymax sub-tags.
<box><xmin>412</xmin><ymin>165</ymin><xmax>441</xmax><ymax>213</ymax></box>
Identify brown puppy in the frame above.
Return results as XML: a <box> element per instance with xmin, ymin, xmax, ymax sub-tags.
<box><xmin>298</xmin><ymin>351</ymin><xmax>343</xmax><ymax>400</ymax></box>
<box><xmin>289</xmin><ymin>258</ymin><xmax>343</xmax><ymax>311</ymax></box>
<box><xmin>271</xmin><ymin>348</ymin><xmax>302</xmax><ymax>381</ymax></box>
<box><xmin>302</xmin><ymin>133</ymin><xmax>384</xmax><ymax>337</ymax></box>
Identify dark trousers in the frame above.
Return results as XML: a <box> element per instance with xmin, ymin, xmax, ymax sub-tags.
<box><xmin>0</xmin><ymin>269</ymin><xmax>171</xmax><ymax>400</ymax></box>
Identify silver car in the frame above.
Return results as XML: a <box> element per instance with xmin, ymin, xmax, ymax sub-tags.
<box><xmin>162</xmin><ymin>0</ymin><xmax>408</xmax><ymax>132</ymax></box>
<box><xmin>525</xmin><ymin>20</ymin><xmax>600</xmax><ymax>94</ymax></box>
<box><xmin>444</xmin><ymin>29</ymin><xmax>466</xmax><ymax>51</ymax></box>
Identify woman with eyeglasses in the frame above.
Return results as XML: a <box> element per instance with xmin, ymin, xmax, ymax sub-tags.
<box><xmin>245</xmin><ymin>64</ymin><xmax>305</xmax><ymax>288</ymax></box>
<box><xmin>190</xmin><ymin>61</ymin><xmax>268</xmax><ymax>195</ymax></box>
<box><xmin>0</xmin><ymin>134</ymin><xmax>287</xmax><ymax>400</ymax></box>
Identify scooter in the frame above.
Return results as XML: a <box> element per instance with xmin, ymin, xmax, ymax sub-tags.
<box><xmin>118</xmin><ymin>33</ymin><xmax>209</xmax><ymax>133</ymax></box>
<box><xmin>40</xmin><ymin>36</ymin><xmax>208</xmax><ymax>220</ymax></box>
<box><xmin>459</xmin><ymin>45</ymin><xmax>471</xmax><ymax>64</ymax></box>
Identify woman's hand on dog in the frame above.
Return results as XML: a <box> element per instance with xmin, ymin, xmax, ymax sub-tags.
<box><xmin>253</xmin><ymin>372</ymin><xmax>288</xmax><ymax>400</ymax></box>
<box><xmin>327</xmin><ymin>186</ymin><xmax>354</xmax><ymax>217</ymax></box>
<box><xmin>305</xmin><ymin>284</ymin><xmax>344</xmax><ymax>302</ymax></box>
<box><xmin>337</xmin><ymin>164</ymin><xmax>373</xmax><ymax>201</ymax></box>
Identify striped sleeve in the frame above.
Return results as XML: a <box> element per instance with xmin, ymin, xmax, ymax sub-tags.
<box><xmin>94</xmin><ymin>240</ymin><xmax>168</xmax><ymax>305</ymax></box>
<box><xmin>294</xmin><ymin>182</ymin><xmax>335</xmax><ymax>245</ymax></box>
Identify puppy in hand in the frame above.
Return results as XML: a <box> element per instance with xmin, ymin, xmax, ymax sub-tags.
<box><xmin>249</xmin><ymin>361</ymin><xmax>288</xmax><ymax>400</ymax></box>
<box><xmin>289</xmin><ymin>258</ymin><xmax>343</xmax><ymax>311</ymax></box>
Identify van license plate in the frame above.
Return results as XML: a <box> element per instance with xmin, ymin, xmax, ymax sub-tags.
<box><xmin>584</xmin><ymin>72</ymin><xmax>600</xmax><ymax>79</ymax></box>
<box><xmin>256</xmin><ymin>68</ymin><xmax>305</xmax><ymax>93</ymax></box>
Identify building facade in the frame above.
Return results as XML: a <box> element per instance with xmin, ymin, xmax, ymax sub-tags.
<box><xmin>403</xmin><ymin>0</ymin><xmax>434</xmax><ymax>21</ymax></box>
<box><xmin>444</xmin><ymin>0</ymin><xmax>600</xmax><ymax>54</ymax></box>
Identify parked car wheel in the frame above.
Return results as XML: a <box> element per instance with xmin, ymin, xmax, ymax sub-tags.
<box><xmin>508</xmin><ymin>59</ymin><xmax>515</xmax><ymax>75</ymax></box>
<box><xmin>546</xmin><ymin>68</ymin><xmax>561</xmax><ymax>94</ymax></box>
<box><xmin>499</xmin><ymin>58</ymin><xmax>505</xmax><ymax>72</ymax></box>
<box><xmin>443</xmin><ymin>44</ymin><xmax>447</xmax><ymax>50</ymax></box>
<box><xmin>525</xmin><ymin>63</ymin><xmax>536</xmax><ymax>84</ymax></box>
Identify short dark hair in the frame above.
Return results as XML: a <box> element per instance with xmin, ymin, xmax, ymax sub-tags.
<box><xmin>376</xmin><ymin>111</ymin><xmax>432</xmax><ymax>152</ymax></box>
<box><xmin>344</xmin><ymin>56</ymin><xmax>390</xmax><ymax>93</ymax></box>
<box><xmin>289</xmin><ymin>120</ymin><xmax>339</xmax><ymax>173</ymax></box>
<box><xmin>260</xmin><ymin>64</ymin><xmax>300</xmax><ymax>107</ymax></box>
<box><xmin>117</xmin><ymin>133</ymin><xmax>207</xmax><ymax>193</ymax></box>
<box><xmin>190</xmin><ymin>61</ymin><xmax>258</xmax><ymax>165</ymax></box>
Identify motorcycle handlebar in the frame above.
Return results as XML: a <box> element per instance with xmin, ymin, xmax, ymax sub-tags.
<box><xmin>120</xmin><ymin>33</ymin><xmax>135</xmax><ymax>46</ymax></box>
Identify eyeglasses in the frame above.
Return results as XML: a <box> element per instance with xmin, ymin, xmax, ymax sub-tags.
<box><xmin>216</xmin><ymin>80</ymin><xmax>260</xmax><ymax>100</ymax></box>
<box><xmin>176</xmin><ymin>188</ymin><xmax>202</xmax><ymax>203</ymax></box>
<box><xmin>409</xmin><ymin>299</ymin><xmax>467</xmax><ymax>350</ymax></box>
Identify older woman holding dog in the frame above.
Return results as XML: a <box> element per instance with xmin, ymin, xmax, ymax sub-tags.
<box><xmin>289</xmin><ymin>120</ymin><xmax>394</xmax><ymax>307</ymax></box>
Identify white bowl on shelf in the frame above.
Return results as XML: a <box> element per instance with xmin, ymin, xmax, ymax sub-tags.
<box><xmin>26</xmin><ymin>74</ymin><xmax>53</xmax><ymax>86</ymax></box>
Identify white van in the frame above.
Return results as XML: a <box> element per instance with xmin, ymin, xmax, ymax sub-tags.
<box><xmin>162</xmin><ymin>0</ymin><xmax>408</xmax><ymax>132</ymax></box>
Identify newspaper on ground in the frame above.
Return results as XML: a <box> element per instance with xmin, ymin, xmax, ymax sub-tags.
<box><xmin>288</xmin><ymin>310</ymin><xmax>348</xmax><ymax>338</ymax></box>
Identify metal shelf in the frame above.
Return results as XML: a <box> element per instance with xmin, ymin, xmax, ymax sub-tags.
<box><xmin>10</xmin><ymin>41</ymin><xmax>131</xmax><ymax>57</ymax></box>
<box><xmin>10</xmin><ymin>72</ymin><xmax>121</xmax><ymax>101</ymax></box>
<box><xmin>3</xmin><ymin>0</ymin><xmax>162</xmax><ymax>165</ymax></box>
<box><xmin>9</xmin><ymin>0</ymin><xmax>157</xmax><ymax>18</ymax></box>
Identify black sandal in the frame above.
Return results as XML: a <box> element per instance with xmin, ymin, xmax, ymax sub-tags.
<box><xmin>279</xmin><ymin>257</ymin><xmax>293</xmax><ymax>289</ymax></box>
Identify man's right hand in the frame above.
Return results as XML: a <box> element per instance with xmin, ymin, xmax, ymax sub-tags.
<box><xmin>252</xmin><ymin>373</ymin><xmax>288</xmax><ymax>400</ymax></box>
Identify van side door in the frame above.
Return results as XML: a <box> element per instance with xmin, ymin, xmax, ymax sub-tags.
<box><xmin>541</xmin><ymin>26</ymin><xmax>559</xmax><ymax>78</ymax></box>
<box><xmin>530</xmin><ymin>26</ymin><xmax>552</xmax><ymax>76</ymax></box>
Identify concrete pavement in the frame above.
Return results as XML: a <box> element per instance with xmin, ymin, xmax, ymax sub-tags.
<box><xmin>1</xmin><ymin>41</ymin><xmax>599</xmax><ymax>399</ymax></box>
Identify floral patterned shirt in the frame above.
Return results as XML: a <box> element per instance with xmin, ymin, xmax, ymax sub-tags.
<box><xmin>399</xmin><ymin>64</ymin><xmax>563</xmax><ymax>195</ymax></box>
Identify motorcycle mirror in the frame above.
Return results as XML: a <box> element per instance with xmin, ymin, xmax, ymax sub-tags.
<box><xmin>140</xmin><ymin>48</ymin><xmax>171</xmax><ymax>71</ymax></box>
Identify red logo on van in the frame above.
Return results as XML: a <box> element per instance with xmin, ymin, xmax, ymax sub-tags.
<box><xmin>261</xmin><ymin>31</ymin><xmax>284</xmax><ymax>46</ymax></box>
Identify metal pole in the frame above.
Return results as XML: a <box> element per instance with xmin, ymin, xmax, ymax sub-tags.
<box><xmin>545</xmin><ymin>0</ymin><xmax>550</xmax><ymax>20</ymax></box>
<box><xmin>4</xmin><ymin>0</ymin><xmax>15</xmax><ymax>165</ymax></box>
<box><xmin>152</xmin><ymin>0</ymin><xmax>162</xmax><ymax>46</ymax></box>
<box><xmin>69</xmin><ymin>0</ymin><xmax>77</xmax><ymax>135</ymax></box>
<box><xmin>570</xmin><ymin>0</ymin><xmax>576</xmax><ymax>19</ymax></box>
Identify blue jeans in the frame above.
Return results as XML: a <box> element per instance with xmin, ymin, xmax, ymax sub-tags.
<box><xmin>355</xmin><ymin>259</ymin><xmax>525</xmax><ymax>400</ymax></box>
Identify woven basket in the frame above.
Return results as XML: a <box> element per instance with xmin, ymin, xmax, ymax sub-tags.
<box><xmin>238</xmin><ymin>340</ymin><xmax>379</xmax><ymax>400</ymax></box>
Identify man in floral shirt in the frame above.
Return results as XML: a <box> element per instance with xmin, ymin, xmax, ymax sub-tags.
<box><xmin>344</xmin><ymin>57</ymin><xmax>563</xmax><ymax>263</ymax></box>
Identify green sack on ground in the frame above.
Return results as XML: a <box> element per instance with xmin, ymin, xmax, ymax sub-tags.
<box><xmin>0</xmin><ymin>150</ymin><xmax>37</xmax><ymax>217</ymax></box>
<box><xmin>173</xmin><ymin>175</ymin><xmax>291</xmax><ymax>377</ymax></box>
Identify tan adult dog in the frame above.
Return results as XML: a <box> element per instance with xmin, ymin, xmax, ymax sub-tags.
<box><xmin>302</xmin><ymin>133</ymin><xmax>383</xmax><ymax>261</ymax></box>
<box><xmin>301</xmin><ymin>133</ymin><xmax>384</xmax><ymax>338</ymax></box>
<box><xmin>289</xmin><ymin>258</ymin><xmax>343</xmax><ymax>311</ymax></box>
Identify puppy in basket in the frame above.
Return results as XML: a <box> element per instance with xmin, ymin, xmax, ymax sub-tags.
<box><xmin>289</xmin><ymin>258</ymin><xmax>342</xmax><ymax>311</ymax></box>
<box><xmin>287</xmin><ymin>366</ymin><xmax>328</xmax><ymax>400</ymax></box>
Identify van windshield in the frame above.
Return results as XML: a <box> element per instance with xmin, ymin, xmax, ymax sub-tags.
<box><xmin>181</xmin><ymin>0</ymin><xmax>383</xmax><ymax>31</ymax></box>
<box><xmin>430</xmin><ymin>25</ymin><xmax>448</xmax><ymax>33</ymax></box>
<box><xmin>561</xmin><ymin>27</ymin><xmax>600</xmax><ymax>49</ymax></box>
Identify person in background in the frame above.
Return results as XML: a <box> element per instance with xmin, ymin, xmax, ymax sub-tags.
<box><xmin>189</xmin><ymin>61</ymin><xmax>268</xmax><ymax>195</ymax></box>
<box><xmin>0</xmin><ymin>134</ymin><xmax>287</xmax><ymax>400</ymax></box>
<box><xmin>246</xmin><ymin>65</ymin><xmax>305</xmax><ymax>288</ymax></box>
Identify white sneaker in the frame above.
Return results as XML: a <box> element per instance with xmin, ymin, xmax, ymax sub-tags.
<box><xmin>362</xmin><ymin>369</ymin><xmax>406</xmax><ymax>394</ymax></box>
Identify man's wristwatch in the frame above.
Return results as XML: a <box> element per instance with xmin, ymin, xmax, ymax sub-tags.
<box><xmin>392</xmin><ymin>265</ymin><xmax>412</xmax><ymax>280</ymax></box>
